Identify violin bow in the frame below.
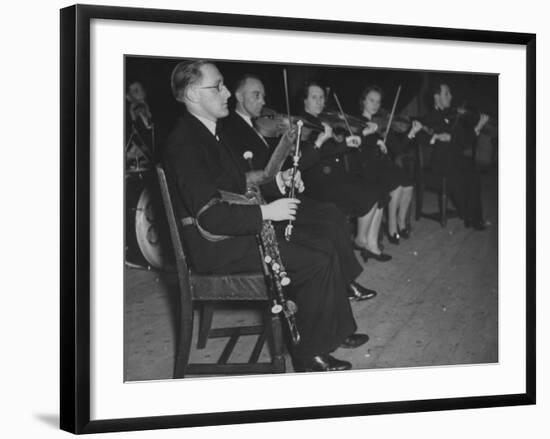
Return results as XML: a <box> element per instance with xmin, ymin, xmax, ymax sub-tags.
<box><xmin>383</xmin><ymin>85</ymin><xmax>402</xmax><ymax>144</ymax></box>
<box><xmin>283</xmin><ymin>68</ymin><xmax>292</xmax><ymax>127</ymax></box>
<box><xmin>333</xmin><ymin>92</ymin><xmax>354</xmax><ymax>137</ymax></box>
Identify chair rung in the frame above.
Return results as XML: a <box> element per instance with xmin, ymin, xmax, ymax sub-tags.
<box><xmin>185</xmin><ymin>362</ymin><xmax>278</xmax><ymax>375</ymax></box>
<box><xmin>218</xmin><ymin>333</ymin><xmax>240</xmax><ymax>364</ymax></box>
<box><xmin>208</xmin><ymin>325</ymin><xmax>264</xmax><ymax>338</ymax></box>
<box><xmin>249</xmin><ymin>331</ymin><xmax>267</xmax><ymax>363</ymax></box>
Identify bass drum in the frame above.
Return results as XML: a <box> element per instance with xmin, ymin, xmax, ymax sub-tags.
<box><xmin>125</xmin><ymin>171</ymin><xmax>170</xmax><ymax>270</ymax></box>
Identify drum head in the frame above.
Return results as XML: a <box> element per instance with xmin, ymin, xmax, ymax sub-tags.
<box><xmin>125</xmin><ymin>172</ymin><xmax>171</xmax><ymax>270</ymax></box>
<box><xmin>134</xmin><ymin>186</ymin><xmax>165</xmax><ymax>269</ymax></box>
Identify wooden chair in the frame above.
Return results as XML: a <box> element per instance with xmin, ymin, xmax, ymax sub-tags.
<box><xmin>413</xmin><ymin>142</ymin><xmax>456</xmax><ymax>227</ymax></box>
<box><xmin>156</xmin><ymin>165</ymin><xmax>286</xmax><ymax>378</ymax></box>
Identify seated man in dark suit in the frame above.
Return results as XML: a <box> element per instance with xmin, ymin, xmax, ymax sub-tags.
<box><xmin>221</xmin><ymin>73</ymin><xmax>378</xmax><ymax>300</ymax></box>
<box><xmin>163</xmin><ymin>59</ymin><xmax>370</xmax><ymax>372</ymax></box>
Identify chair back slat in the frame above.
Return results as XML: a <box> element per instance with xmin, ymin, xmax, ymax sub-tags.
<box><xmin>156</xmin><ymin>165</ymin><xmax>191</xmax><ymax>291</ymax></box>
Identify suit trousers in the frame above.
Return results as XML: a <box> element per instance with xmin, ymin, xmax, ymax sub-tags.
<box><xmin>210</xmin><ymin>218</ymin><xmax>358</xmax><ymax>359</ymax></box>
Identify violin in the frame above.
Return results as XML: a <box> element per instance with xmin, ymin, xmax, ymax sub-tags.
<box><xmin>253</xmin><ymin>107</ymin><xmax>325</xmax><ymax>138</ymax></box>
<box><xmin>370</xmin><ymin>110</ymin><xmax>411</xmax><ymax>135</ymax></box>
<box><xmin>440</xmin><ymin>102</ymin><xmax>497</xmax><ymax>136</ymax></box>
<box><xmin>317</xmin><ymin>110</ymin><xmax>370</xmax><ymax>135</ymax></box>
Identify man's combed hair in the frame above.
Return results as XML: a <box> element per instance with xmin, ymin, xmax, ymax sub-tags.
<box><xmin>428</xmin><ymin>81</ymin><xmax>446</xmax><ymax>98</ymax></box>
<box><xmin>233</xmin><ymin>73</ymin><xmax>262</xmax><ymax>94</ymax></box>
<box><xmin>170</xmin><ymin>59</ymin><xmax>212</xmax><ymax>101</ymax></box>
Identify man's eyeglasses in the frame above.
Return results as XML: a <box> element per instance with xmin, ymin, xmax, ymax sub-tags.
<box><xmin>198</xmin><ymin>81</ymin><xmax>226</xmax><ymax>93</ymax></box>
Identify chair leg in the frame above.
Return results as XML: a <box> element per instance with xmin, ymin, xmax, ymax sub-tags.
<box><xmin>407</xmin><ymin>188</ymin><xmax>414</xmax><ymax>231</ymax></box>
<box><xmin>197</xmin><ymin>303</ymin><xmax>214</xmax><ymax>349</ymax></box>
<box><xmin>173</xmin><ymin>316</ymin><xmax>193</xmax><ymax>379</ymax></box>
<box><xmin>441</xmin><ymin>178</ymin><xmax>448</xmax><ymax>227</ymax></box>
<box><xmin>415</xmin><ymin>182</ymin><xmax>424</xmax><ymax>221</ymax></box>
<box><xmin>378</xmin><ymin>208</ymin><xmax>386</xmax><ymax>247</ymax></box>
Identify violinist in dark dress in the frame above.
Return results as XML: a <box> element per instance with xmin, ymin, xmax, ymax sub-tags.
<box><xmin>163</xmin><ymin>60</ymin><xmax>370</xmax><ymax>372</ymax></box>
<box><xmin>355</xmin><ymin>86</ymin><xmax>415</xmax><ymax>244</ymax></box>
<box><xmin>220</xmin><ymin>73</ymin><xmax>377</xmax><ymax>300</ymax></box>
<box><xmin>408</xmin><ymin>82</ymin><xmax>490</xmax><ymax>230</ymax></box>
<box><xmin>298</xmin><ymin>81</ymin><xmax>391</xmax><ymax>262</ymax></box>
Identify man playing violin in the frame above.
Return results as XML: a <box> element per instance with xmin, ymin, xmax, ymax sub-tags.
<box><xmin>298</xmin><ymin>81</ymin><xmax>392</xmax><ymax>263</ymax></box>
<box><xmin>220</xmin><ymin>73</ymin><xmax>379</xmax><ymax>302</ymax></box>
<box><xmin>408</xmin><ymin>82</ymin><xmax>490</xmax><ymax>230</ymax></box>
<box><xmin>164</xmin><ymin>60</ymin><xmax>369</xmax><ymax>373</ymax></box>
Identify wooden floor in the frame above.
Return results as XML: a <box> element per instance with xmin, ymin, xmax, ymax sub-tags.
<box><xmin>124</xmin><ymin>171</ymin><xmax>498</xmax><ymax>381</ymax></box>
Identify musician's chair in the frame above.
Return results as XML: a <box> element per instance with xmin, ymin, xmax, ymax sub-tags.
<box><xmin>156</xmin><ymin>165</ymin><xmax>286</xmax><ymax>378</ymax></box>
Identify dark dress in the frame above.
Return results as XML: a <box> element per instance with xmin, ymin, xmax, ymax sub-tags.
<box><xmin>416</xmin><ymin>108</ymin><xmax>483</xmax><ymax>223</ymax></box>
<box><xmin>352</xmin><ymin>114</ymin><xmax>414</xmax><ymax>192</ymax></box>
<box><xmin>297</xmin><ymin>112</ymin><xmax>388</xmax><ymax>216</ymax></box>
<box><xmin>163</xmin><ymin>111</ymin><xmax>357</xmax><ymax>358</ymax></box>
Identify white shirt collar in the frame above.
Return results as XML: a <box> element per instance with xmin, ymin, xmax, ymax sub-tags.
<box><xmin>190</xmin><ymin>112</ymin><xmax>217</xmax><ymax>137</ymax></box>
<box><xmin>235</xmin><ymin>109</ymin><xmax>253</xmax><ymax>127</ymax></box>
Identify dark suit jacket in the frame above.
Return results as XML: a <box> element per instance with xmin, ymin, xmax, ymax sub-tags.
<box><xmin>163</xmin><ymin>111</ymin><xmax>264</xmax><ymax>273</ymax></box>
<box><xmin>219</xmin><ymin>111</ymin><xmax>273</xmax><ymax>171</ymax></box>
<box><xmin>417</xmin><ymin>108</ymin><xmax>477</xmax><ymax>175</ymax></box>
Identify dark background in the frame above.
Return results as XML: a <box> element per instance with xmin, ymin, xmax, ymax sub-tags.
<box><xmin>125</xmin><ymin>56</ymin><xmax>498</xmax><ymax>158</ymax></box>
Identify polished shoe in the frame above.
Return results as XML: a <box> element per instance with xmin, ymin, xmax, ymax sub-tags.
<box><xmin>398</xmin><ymin>227</ymin><xmax>410</xmax><ymax>239</ymax></box>
<box><xmin>340</xmin><ymin>333</ymin><xmax>370</xmax><ymax>349</ymax></box>
<box><xmin>348</xmin><ymin>282</ymin><xmax>377</xmax><ymax>301</ymax></box>
<box><xmin>294</xmin><ymin>354</ymin><xmax>352</xmax><ymax>372</ymax></box>
<box><xmin>387</xmin><ymin>232</ymin><xmax>400</xmax><ymax>245</ymax></box>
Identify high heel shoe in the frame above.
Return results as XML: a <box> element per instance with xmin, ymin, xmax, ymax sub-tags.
<box><xmin>387</xmin><ymin>232</ymin><xmax>400</xmax><ymax>245</ymax></box>
<box><xmin>353</xmin><ymin>243</ymin><xmax>392</xmax><ymax>263</ymax></box>
<box><xmin>398</xmin><ymin>226</ymin><xmax>410</xmax><ymax>239</ymax></box>
<box><xmin>363</xmin><ymin>249</ymin><xmax>392</xmax><ymax>262</ymax></box>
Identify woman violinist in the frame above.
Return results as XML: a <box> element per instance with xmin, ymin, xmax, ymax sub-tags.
<box><xmin>355</xmin><ymin>85</ymin><xmax>415</xmax><ymax>244</ymax></box>
<box><xmin>297</xmin><ymin>81</ymin><xmax>391</xmax><ymax>262</ymax></box>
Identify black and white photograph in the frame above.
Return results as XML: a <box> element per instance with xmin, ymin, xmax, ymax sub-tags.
<box><xmin>53</xmin><ymin>2</ymin><xmax>538</xmax><ymax>435</ymax></box>
<box><xmin>3</xmin><ymin>0</ymin><xmax>548</xmax><ymax>435</ymax></box>
<box><xmin>123</xmin><ymin>56</ymin><xmax>499</xmax><ymax>381</ymax></box>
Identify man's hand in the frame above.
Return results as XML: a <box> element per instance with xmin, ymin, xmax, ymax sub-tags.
<box><xmin>361</xmin><ymin>122</ymin><xmax>378</xmax><ymax>137</ymax></box>
<box><xmin>474</xmin><ymin>113</ymin><xmax>490</xmax><ymax>135</ymax></box>
<box><xmin>430</xmin><ymin>132</ymin><xmax>452</xmax><ymax>144</ymax></box>
<box><xmin>345</xmin><ymin>135</ymin><xmax>361</xmax><ymax>148</ymax></box>
<box><xmin>282</xmin><ymin>125</ymin><xmax>297</xmax><ymax>144</ymax></box>
<box><xmin>260</xmin><ymin>198</ymin><xmax>301</xmax><ymax>221</ymax></box>
<box><xmin>280</xmin><ymin>168</ymin><xmax>305</xmax><ymax>193</ymax></box>
<box><xmin>438</xmin><ymin>133</ymin><xmax>452</xmax><ymax>142</ymax></box>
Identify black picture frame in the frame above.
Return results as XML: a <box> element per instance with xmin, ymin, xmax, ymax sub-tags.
<box><xmin>60</xmin><ymin>4</ymin><xmax>536</xmax><ymax>434</ymax></box>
